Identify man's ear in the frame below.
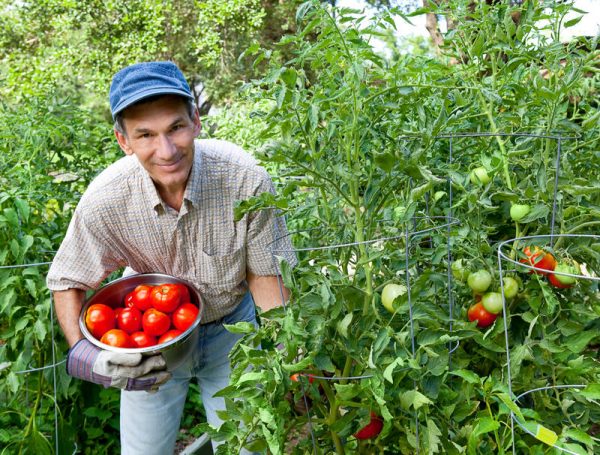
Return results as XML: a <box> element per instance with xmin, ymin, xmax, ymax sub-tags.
<box><xmin>192</xmin><ymin>110</ymin><xmax>201</xmax><ymax>138</ymax></box>
<box><xmin>114</xmin><ymin>129</ymin><xmax>133</xmax><ymax>156</ymax></box>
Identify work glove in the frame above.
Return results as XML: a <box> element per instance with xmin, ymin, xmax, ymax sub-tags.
<box><xmin>66</xmin><ymin>339</ymin><xmax>171</xmax><ymax>391</ymax></box>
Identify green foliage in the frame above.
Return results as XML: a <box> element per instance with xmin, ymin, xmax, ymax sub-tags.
<box><xmin>0</xmin><ymin>97</ymin><xmax>120</xmax><ymax>453</ymax></box>
<box><xmin>0</xmin><ymin>0</ymin><xmax>306</xmax><ymax>113</ymax></box>
<box><xmin>0</xmin><ymin>0</ymin><xmax>598</xmax><ymax>453</ymax></box>
<box><xmin>200</xmin><ymin>1</ymin><xmax>600</xmax><ymax>454</ymax></box>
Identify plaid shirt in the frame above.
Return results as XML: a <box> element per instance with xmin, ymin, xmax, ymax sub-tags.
<box><xmin>47</xmin><ymin>139</ymin><xmax>296</xmax><ymax>323</ymax></box>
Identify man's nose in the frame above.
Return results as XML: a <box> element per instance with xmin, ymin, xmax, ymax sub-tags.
<box><xmin>156</xmin><ymin>134</ymin><xmax>177</xmax><ymax>159</ymax></box>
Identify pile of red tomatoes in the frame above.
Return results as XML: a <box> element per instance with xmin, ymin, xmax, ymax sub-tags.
<box><xmin>85</xmin><ymin>283</ymin><xmax>199</xmax><ymax>348</ymax></box>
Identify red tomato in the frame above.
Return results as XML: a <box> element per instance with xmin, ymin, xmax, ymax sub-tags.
<box><xmin>467</xmin><ymin>302</ymin><xmax>498</xmax><ymax>328</ymax></box>
<box><xmin>520</xmin><ymin>246</ymin><xmax>556</xmax><ymax>275</ymax></box>
<box><xmin>151</xmin><ymin>284</ymin><xmax>181</xmax><ymax>313</ymax></box>
<box><xmin>172</xmin><ymin>303</ymin><xmax>199</xmax><ymax>332</ymax></box>
<box><xmin>158</xmin><ymin>329</ymin><xmax>183</xmax><ymax>345</ymax></box>
<box><xmin>130</xmin><ymin>331</ymin><xmax>157</xmax><ymax>348</ymax></box>
<box><xmin>100</xmin><ymin>329</ymin><xmax>131</xmax><ymax>348</ymax></box>
<box><xmin>131</xmin><ymin>285</ymin><xmax>154</xmax><ymax>311</ymax></box>
<box><xmin>116</xmin><ymin>307</ymin><xmax>143</xmax><ymax>334</ymax></box>
<box><xmin>142</xmin><ymin>308</ymin><xmax>171</xmax><ymax>337</ymax></box>
<box><xmin>114</xmin><ymin>307</ymin><xmax>124</xmax><ymax>321</ymax></box>
<box><xmin>175</xmin><ymin>284</ymin><xmax>191</xmax><ymax>304</ymax></box>
<box><xmin>85</xmin><ymin>303</ymin><xmax>115</xmax><ymax>339</ymax></box>
<box><xmin>124</xmin><ymin>291</ymin><xmax>136</xmax><ymax>308</ymax></box>
<box><xmin>354</xmin><ymin>412</ymin><xmax>383</xmax><ymax>440</ymax></box>
<box><xmin>291</xmin><ymin>373</ymin><xmax>315</xmax><ymax>384</ymax></box>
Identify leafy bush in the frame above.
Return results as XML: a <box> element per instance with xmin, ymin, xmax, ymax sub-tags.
<box><xmin>199</xmin><ymin>1</ymin><xmax>600</xmax><ymax>454</ymax></box>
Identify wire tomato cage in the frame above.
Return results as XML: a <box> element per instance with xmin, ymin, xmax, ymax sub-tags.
<box><xmin>269</xmin><ymin>214</ymin><xmax>460</xmax><ymax>454</ymax></box>
<box><xmin>498</xmin><ymin>234</ymin><xmax>600</xmax><ymax>455</ymax></box>
<box><xmin>0</xmin><ymin>260</ymin><xmax>67</xmax><ymax>455</ymax></box>
<box><xmin>432</xmin><ymin>131</ymin><xmax>591</xmax><ymax>453</ymax></box>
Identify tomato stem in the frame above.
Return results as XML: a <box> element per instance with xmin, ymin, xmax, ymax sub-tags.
<box><xmin>476</xmin><ymin>91</ymin><xmax>513</xmax><ymax>191</ymax></box>
<box><xmin>486</xmin><ymin>399</ymin><xmax>504</xmax><ymax>455</ymax></box>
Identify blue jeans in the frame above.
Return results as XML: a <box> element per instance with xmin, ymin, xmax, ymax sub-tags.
<box><xmin>120</xmin><ymin>292</ymin><xmax>259</xmax><ymax>454</ymax></box>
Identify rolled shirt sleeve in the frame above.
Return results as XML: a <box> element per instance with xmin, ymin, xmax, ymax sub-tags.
<box><xmin>245</xmin><ymin>171</ymin><xmax>297</xmax><ymax>276</ymax></box>
<box><xmin>46</xmin><ymin>201</ymin><xmax>124</xmax><ymax>291</ymax></box>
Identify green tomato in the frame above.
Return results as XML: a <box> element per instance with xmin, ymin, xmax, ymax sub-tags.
<box><xmin>481</xmin><ymin>292</ymin><xmax>503</xmax><ymax>315</ymax></box>
<box><xmin>501</xmin><ymin>277</ymin><xmax>519</xmax><ymax>299</ymax></box>
<box><xmin>451</xmin><ymin>259</ymin><xmax>469</xmax><ymax>282</ymax></box>
<box><xmin>510</xmin><ymin>203</ymin><xmax>530</xmax><ymax>222</ymax></box>
<box><xmin>467</xmin><ymin>269</ymin><xmax>492</xmax><ymax>294</ymax></box>
<box><xmin>469</xmin><ymin>167</ymin><xmax>491</xmax><ymax>185</ymax></box>
<box><xmin>381</xmin><ymin>283</ymin><xmax>407</xmax><ymax>313</ymax></box>
<box><xmin>554</xmin><ymin>262</ymin><xmax>579</xmax><ymax>285</ymax></box>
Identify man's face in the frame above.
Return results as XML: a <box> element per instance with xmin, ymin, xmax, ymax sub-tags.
<box><xmin>114</xmin><ymin>95</ymin><xmax>201</xmax><ymax>194</ymax></box>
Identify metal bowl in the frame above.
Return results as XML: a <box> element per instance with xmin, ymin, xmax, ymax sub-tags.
<box><xmin>80</xmin><ymin>273</ymin><xmax>203</xmax><ymax>372</ymax></box>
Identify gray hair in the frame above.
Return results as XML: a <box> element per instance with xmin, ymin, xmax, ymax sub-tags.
<box><xmin>113</xmin><ymin>95</ymin><xmax>197</xmax><ymax>136</ymax></box>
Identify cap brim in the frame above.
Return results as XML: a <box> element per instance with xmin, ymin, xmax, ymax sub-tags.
<box><xmin>112</xmin><ymin>88</ymin><xmax>194</xmax><ymax>119</ymax></box>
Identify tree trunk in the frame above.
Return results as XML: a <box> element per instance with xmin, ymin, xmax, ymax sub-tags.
<box><xmin>423</xmin><ymin>0</ymin><xmax>444</xmax><ymax>53</ymax></box>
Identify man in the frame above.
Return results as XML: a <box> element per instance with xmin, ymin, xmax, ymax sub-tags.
<box><xmin>46</xmin><ymin>61</ymin><xmax>295</xmax><ymax>454</ymax></box>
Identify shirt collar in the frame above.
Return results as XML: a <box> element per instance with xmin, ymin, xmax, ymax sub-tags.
<box><xmin>134</xmin><ymin>157</ymin><xmax>163</xmax><ymax>211</ymax></box>
<box><xmin>183</xmin><ymin>140</ymin><xmax>202</xmax><ymax>207</ymax></box>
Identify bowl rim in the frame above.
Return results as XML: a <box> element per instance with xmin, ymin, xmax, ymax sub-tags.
<box><xmin>79</xmin><ymin>272</ymin><xmax>203</xmax><ymax>354</ymax></box>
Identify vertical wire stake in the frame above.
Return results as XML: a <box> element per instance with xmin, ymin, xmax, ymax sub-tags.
<box><xmin>51</xmin><ymin>292</ymin><xmax>60</xmax><ymax>455</ymax></box>
<box><xmin>405</xmin><ymin>225</ymin><xmax>419</xmax><ymax>453</ymax></box>
<box><xmin>549</xmin><ymin>137</ymin><xmax>562</xmax><ymax>247</ymax></box>
<box><xmin>447</xmin><ymin>137</ymin><xmax>455</xmax><ymax>366</ymax></box>
<box><xmin>498</xmin><ymin>249</ymin><xmax>516</xmax><ymax>454</ymax></box>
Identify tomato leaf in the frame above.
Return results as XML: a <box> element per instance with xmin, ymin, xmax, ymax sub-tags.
<box><xmin>563</xmin><ymin>428</ymin><xmax>593</xmax><ymax>447</ymax></box>
<box><xmin>578</xmin><ymin>384</ymin><xmax>600</xmax><ymax>400</ymax></box>
<box><xmin>336</xmin><ymin>312</ymin><xmax>353</xmax><ymax>338</ymax></box>
<box><xmin>223</xmin><ymin>321</ymin><xmax>256</xmax><ymax>335</ymax></box>
<box><xmin>400</xmin><ymin>390</ymin><xmax>432</xmax><ymax>410</ymax></box>
<box><xmin>564</xmin><ymin>331</ymin><xmax>598</xmax><ymax>353</ymax></box>
<box><xmin>495</xmin><ymin>392</ymin><xmax>525</xmax><ymax>421</ymax></box>
<box><xmin>518</xmin><ymin>204</ymin><xmax>549</xmax><ymax>223</ymax></box>
<box><xmin>449</xmin><ymin>369</ymin><xmax>480</xmax><ymax>384</ymax></box>
<box><xmin>333</xmin><ymin>383</ymin><xmax>361</xmax><ymax>401</ymax></box>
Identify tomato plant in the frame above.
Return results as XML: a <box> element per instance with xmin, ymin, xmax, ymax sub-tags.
<box><xmin>85</xmin><ymin>303</ymin><xmax>115</xmax><ymax>339</ymax></box>
<box><xmin>100</xmin><ymin>329</ymin><xmax>131</xmax><ymax>348</ymax></box>
<box><xmin>172</xmin><ymin>303</ymin><xmax>199</xmax><ymax>332</ymax></box>
<box><xmin>151</xmin><ymin>284</ymin><xmax>181</xmax><ymax>313</ymax></box>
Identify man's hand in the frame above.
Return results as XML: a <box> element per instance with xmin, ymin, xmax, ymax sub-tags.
<box><xmin>66</xmin><ymin>339</ymin><xmax>171</xmax><ymax>391</ymax></box>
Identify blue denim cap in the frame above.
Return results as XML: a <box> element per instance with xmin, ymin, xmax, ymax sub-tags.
<box><xmin>109</xmin><ymin>61</ymin><xmax>194</xmax><ymax>119</ymax></box>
